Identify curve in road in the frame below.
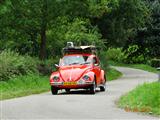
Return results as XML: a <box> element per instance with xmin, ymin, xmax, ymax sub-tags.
<box><xmin>0</xmin><ymin>67</ymin><xmax>158</xmax><ymax>119</ymax></box>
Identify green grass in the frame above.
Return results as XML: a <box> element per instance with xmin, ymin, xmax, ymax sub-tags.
<box><xmin>118</xmin><ymin>82</ymin><xmax>160</xmax><ymax>116</ymax></box>
<box><xmin>0</xmin><ymin>74</ymin><xmax>49</xmax><ymax>100</ymax></box>
<box><xmin>128</xmin><ymin>64</ymin><xmax>158</xmax><ymax>73</ymax></box>
<box><xmin>109</xmin><ymin>61</ymin><xmax>158</xmax><ymax>73</ymax></box>
<box><xmin>107</xmin><ymin>68</ymin><xmax>122</xmax><ymax>81</ymax></box>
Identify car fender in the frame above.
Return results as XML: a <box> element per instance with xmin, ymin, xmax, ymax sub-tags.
<box><xmin>50</xmin><ymin>72</ymin><xmax>59</xmax><ymax>82</ymax></box>
<box><xmin>84</xmin><ymin>71</ymin><xmax>95</xmax><ymax>81</ymax></box>
<box><xmin>100</xmin><ymin>70</ymin><xmax>106</xmax><ymax>82</ymax></box>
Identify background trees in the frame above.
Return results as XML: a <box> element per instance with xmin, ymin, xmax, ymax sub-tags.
<box><xmin>0</xmin><ymin>0</ymin><xmax>159</xmax><ymax>61</ymax></box>
<box><xmin>94</xmin><ymin>0</ymin><xmax>150</xmax><ymax>47</ymax></box>
<box><xmin>123</xmin><ymin>0</ymin><xmax>160</xmax><ymax>63</ymax></box>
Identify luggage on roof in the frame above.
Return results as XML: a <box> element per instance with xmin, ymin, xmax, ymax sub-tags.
<box><xmin>63</xmin><ymin>42</ymin><xmax>97</xmax><ymax>55</ymax></box>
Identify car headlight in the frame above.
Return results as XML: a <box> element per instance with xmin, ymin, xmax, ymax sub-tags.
<box><xmin>82</xmin><ymin>75</ymin><xmax>90</xmax><ymax>81</ymax></box>
<box><xmin>52</xmin><ymin>76</ymin><xmax>59</xmax><ymax>82</ymax></box>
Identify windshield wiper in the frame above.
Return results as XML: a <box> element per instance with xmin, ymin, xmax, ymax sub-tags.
<box><xmin>69</xmin><ymin>62</ymin><xmax>79</xmax><ymax>65</ymax></box>
<box><xmin>80</xmin><ymin>62</ymin><xmax>91</xmax><ymax>65</ymax></box>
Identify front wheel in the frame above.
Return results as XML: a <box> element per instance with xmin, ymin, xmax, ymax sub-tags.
<box><xmin>51</xmin><ymin>86</ymin><xmax>58</xmax><ymax>95</ymax></box>
<box><xmin>65</xmin><ymin>89</ymin><xmax>70</xmax><ymax>93</ymax></box>
<box><xmin>90</xmin><ymin>80</ymin><xmax>96</xmax><ymax>94</ymax></box>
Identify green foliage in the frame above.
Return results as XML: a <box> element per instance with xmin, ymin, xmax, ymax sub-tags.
<box><xmin>123</xmin><ymin>0</ymin><xmax>160</xmax><ymax>60</ymax></box>
<box><xmin>0</xmin><ymin>0</ymin><xmax>152</xmax><ymax>59</ymax></box>
<box><xmin>0</xmin><ymin>0</ymin><xmax>107</xmax><ymax>59</ymax></box>
<box><xmin>0</xmin><ymin>74</ymin><xmax>49</xmax><ymax>100</ymax></box>
<box><xmin>106</xmin><ymin>46</ymin><xmax>148</xmax><ymax>64</ymax></box>
<box><xmin>99</xmin><ymin>51</ymin><xmax>109</xmax><ymax>71</ymax></box>
<box><xmin>37</xmin><ymin>57</ymin><xmax>59</xmax><ymax>75</ymax></box>
<box><xmin>118</xmin><ymin>82</ymin><xmax>160</xmax><ymax>115</ymax></box>
<box><xmin>98</xmin><ymin>51</ymin><xmax>122</xmax><ymax>81</ymax></box>
<box><xmin>124</xmin><ymin>45</ymin><xmax>146</xmax><ymax>64</ymax></box>
<box><xmin>47</xmin><ymin>17</ymin><xmax>104</xmax><ymax>57</ymax></box>
<box><xmin>0</xmin><ymin>0</ymin><xmax>155</xmax><ymax>62</ymax></box>
<box><xmin>64</xmin><ymin>18</ymin><xmax>102</xmax><ymax>45</ymax></box>
<box><xmin>0</xmin><ymin>50</ymin><xmax>38</xmax><ymax>81</ymax></box>
<box><xmin>107</xmin><ymin>68</ymin><xmax>122</xmax><ymax>81</ymax></box>
<box><xmin>151</xmin><ymin>59</ymin><xmax>160</xmax><ymax>68</ymax></box>
<box><xmin>106</xmin><ymin>48</ymin><xmax>125</xmax><ymax>62</ymax></box>
<box><xmin>96</xmin><ymin>0</ymin><xmax>150</xmax><ymax>47</ymax></box>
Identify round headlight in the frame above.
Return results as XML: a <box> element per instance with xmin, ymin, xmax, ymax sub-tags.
<box><xmin>82</xmin><ymin>75</ymin><xmax>90</xmax><ymax>81</ymax></box>
<box><xmin>53</xmin><ymin>76</ymin><xmax>59</xmax><ymax>82</ymax></box>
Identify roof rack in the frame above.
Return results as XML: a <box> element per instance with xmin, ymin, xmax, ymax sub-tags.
<box><xmin>62</xmin><ymin>45</ymin><xmax>97</xmax><ymax>55</ymax></box>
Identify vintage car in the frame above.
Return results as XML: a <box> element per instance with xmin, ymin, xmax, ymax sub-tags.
<box><xmin>50</xmin><ymin>43</ymin><xmax>106</xmax><ymax>94</ymax></box>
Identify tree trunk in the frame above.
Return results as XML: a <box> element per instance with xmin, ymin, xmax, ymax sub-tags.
<box><xmin>39</xmin><ymin>0</ymin><xmax>47</xmax><ymax>60</ymax></box>
<box><xmin>40</xmin><ymin>28</ymin><xmax>46</xmax><ymax>60</ymax></box>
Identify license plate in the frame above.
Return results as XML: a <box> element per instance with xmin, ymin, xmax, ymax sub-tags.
<box><xmin>63</xmin><ymin>82</ymin><xmax>76</xmax><ymax>85</ymax></box>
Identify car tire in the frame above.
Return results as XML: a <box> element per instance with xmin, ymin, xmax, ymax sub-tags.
<box><xmin>90</xmin><ymin>80</ymin><xmax>96</xmax><ymax>94</ymax></box>
<box><xmin>100</xmin><ymin>75</ymin><xmax>106</xmax><ymax>92</ymax></box>
<box><xmin>65</xmin><ymin>89</ymin><xmax>70</xmax><ymax>93</ymax></box>
<box><xmin>51</xmin><ymin>86</ymin><xmax>58</xmax><ymax>95</ymax></box>
<box><xmin>100</xmin><ymin>82</ymin><xmax>106</xmax><ymax>91</ymax></box>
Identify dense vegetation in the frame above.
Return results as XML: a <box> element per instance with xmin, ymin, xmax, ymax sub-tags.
<box><xmin>106</xmin><ymin>48</ymin><xmax>159</xmax><ymax>72</ymax></box>
<box><xmin>118</xmin><ymin>82</ymin><xmax>160</xmax><ymax>116</ymax></box>
<box><xmin>1</xmin><ymin>0</ymin><xmax>159</xmax><ymax>60</ymax></box>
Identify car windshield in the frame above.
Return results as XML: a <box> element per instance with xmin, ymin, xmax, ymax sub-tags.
<box><xmin>60</xmin><ymin>55</ymin><xmax>91</xmax><ymax>66</ymax></box>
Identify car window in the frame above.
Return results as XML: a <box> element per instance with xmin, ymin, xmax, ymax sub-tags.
<box><xmin>93</xmin><ymin>57</ymin><xmax>98</xmax><ymax>64</ymax></box>
<box><xmin>60</xmin><ymin>55</ymin><xmax>90</xmax><ymax>66</ymax></box>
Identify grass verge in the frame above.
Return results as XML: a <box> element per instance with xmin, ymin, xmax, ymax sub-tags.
<box><xmin>0</xmin><ymin>74</ymin><xmax>49</xmax><ymax>100</ymax></box>
<box><xmin>107</xmin><ymin>68</ymin><xmax>122</xmax><ymax>81</ymax></box>
<box><xmin>109</xmin><ymin>61</ymin><xmax>158</xmax><ymax>73</ymax></box>
<box><xmin>118</xmin><ymin>82</ymin><xmax>160</xmax><ymax>116</ymax></box>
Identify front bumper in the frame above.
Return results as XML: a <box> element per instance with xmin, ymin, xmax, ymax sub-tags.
<box><xmin>50</xmin><ymin>81</ymin><xmax>93</xmax><ymax>89</ymax></box>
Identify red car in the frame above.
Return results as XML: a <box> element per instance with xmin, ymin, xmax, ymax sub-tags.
<box><xmin>50</xmin><ymin>44</ymin><xmax>106</xmax><ymax>95</ymax></box>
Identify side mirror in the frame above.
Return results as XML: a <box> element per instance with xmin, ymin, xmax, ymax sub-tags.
<box><xmin>54</xmin><ymin>64</ymin><xmax>59</xmax><ymax>69</ymax></box>
<box><xmin>94</xmin><ymin>63</ymin><xmax>99</xmax><ymax>66</ymax></box>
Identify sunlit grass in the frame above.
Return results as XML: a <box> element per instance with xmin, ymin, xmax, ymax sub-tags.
<box><xmin>118</xmin><ymin>82</ymin><xmax>160</xmax><ymax>116</ymax></box>
<box><xmin>0</xmin><ymin>74</ymin><xmax>49</xmax><ymax>100</ymax></box>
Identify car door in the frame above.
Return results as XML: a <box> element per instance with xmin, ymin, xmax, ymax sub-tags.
<box><xmin>92</xmin><ymin>56</ymin><xmax>101</xmax><ymax>85</ymax></box>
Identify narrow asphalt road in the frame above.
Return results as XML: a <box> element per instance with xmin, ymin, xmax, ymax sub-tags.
<box><xmin>0</xmin><ymin>67</ymin><xmax>159</xmax><ymax>120</ymax></box>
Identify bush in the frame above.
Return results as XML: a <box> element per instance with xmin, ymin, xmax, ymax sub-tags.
<box><xmin>106</xmin><ymin>48</ymin><xmax>125</xmax><ymax>62</ymax></box>
<box><xmin>99</xmin><ymin>51</ymin><xmax>109</xmax><ymax>71</ymax></box>
<box><xmin>151</xmin><ymin>59</ymin><xmax>160</xmax><ymax>68</ymax></box>
<box><xmin>106</xmin><ymin>46</ymin><xmax>151</xmax><ymax>64</ymax></box>
<box><xmin>0</xmin><ymin>50</ymin><xmax>38</xmax><ymax>81</ymax></box>
<box><xmin>123</xmin><ymin>45</ymin><xmax>147</xmax><ymax>64</ymax></box>
<box><xmin>37</xmin><ymin>57</ymin><xmax>59</xmax><ymax>75</ymax></box>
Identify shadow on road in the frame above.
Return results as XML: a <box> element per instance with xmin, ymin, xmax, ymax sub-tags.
<box><xmin>57</xmin><ymin>89</ymin><xmax>102</xmax><ymax>95</ymax></box>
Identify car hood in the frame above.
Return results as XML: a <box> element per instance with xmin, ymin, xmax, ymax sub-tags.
<box><xmin>59</xmin><ymin>65</ymin><xmax>90</xmax><ymax>82</ymax></box>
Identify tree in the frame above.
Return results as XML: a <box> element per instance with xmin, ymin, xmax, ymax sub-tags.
<box><xmin>0</xmin><ymin>0</ymin><xmax>62</xmax><ymax>59</ymax></box>
<box><xmin>0</xmin><ymin>0</ymin><xmax>107</xmax><ymax>59</ymax></box>
<box><xmin>124</xmin><ymin>0</ymin><xmax>160</xmax><ymax>60</ymax></box>
<box><xmin>93</xmin><ymin>0</ymin><xmax>150</xmax><ymax>47</ymax></box>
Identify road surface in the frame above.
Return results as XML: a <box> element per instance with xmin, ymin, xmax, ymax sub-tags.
<box><xmin>0</xmin><ymin>67</ymin><xmax>159</xmax><ymax>119</ymax></box>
